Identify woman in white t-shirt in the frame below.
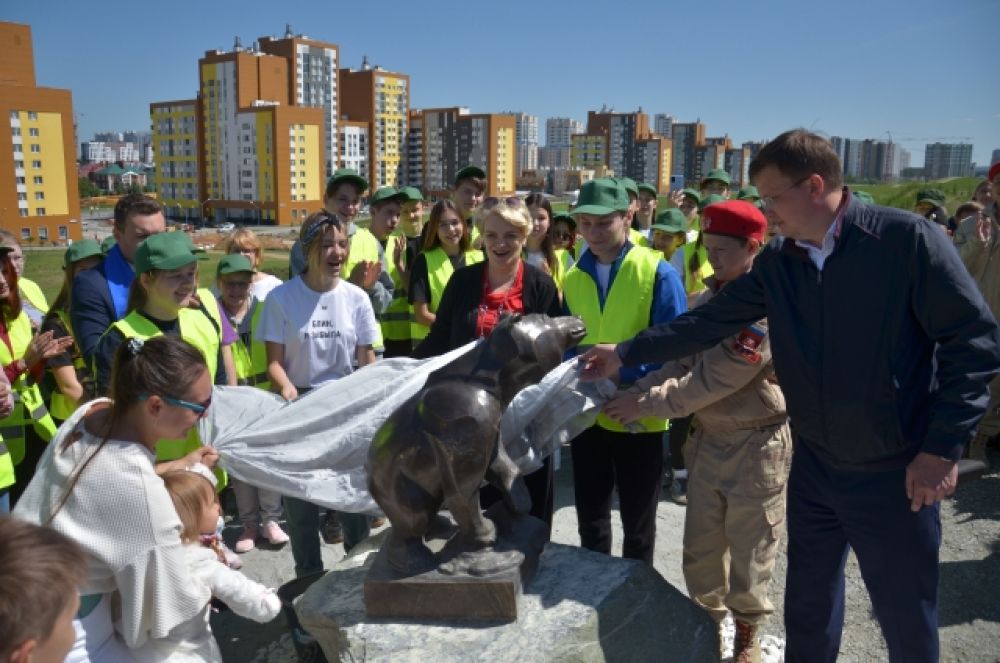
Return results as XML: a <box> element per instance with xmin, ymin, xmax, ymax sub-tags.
<box><xmin>13</xmin><ymin>335</ymin><xmax>221</xmax><ymax>662</ymax></box>
<box><xmin>259</xmin><ymin>210</ymin><xmax>378</xmax><ymax>577</ymax></box>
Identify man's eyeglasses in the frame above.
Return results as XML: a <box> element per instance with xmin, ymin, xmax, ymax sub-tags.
<box><xmin>759</xmin><ymin>175</ymin><xmax>813</xmax><ymax>211</ymax></box>
<box><xmin>482</xmin><ymin>196</ymin><xmax>524</xmax><ymax>211</ymax></box>
<box><xmin>141</xmin><ymin>393</ymin><xmax>213</xmax><ymax>417</ymax></box>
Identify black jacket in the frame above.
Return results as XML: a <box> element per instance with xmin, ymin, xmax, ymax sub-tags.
<box><xmin>412</xmin><ymin>261</ymin><xmax>561</xmax><ymax>358</ymax></box>
<box><xmin>622</xmin><ymin>193</ymin><xmax>1000</xmax><ymax>470</ymax></box>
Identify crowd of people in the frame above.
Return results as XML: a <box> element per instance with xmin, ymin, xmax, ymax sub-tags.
<box><xmin>0</xmin><ymin>129</ymin><xmax>998</xmax><ymax>663</ymax></box>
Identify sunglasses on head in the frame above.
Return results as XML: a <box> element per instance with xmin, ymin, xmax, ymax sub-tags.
<box><xmin>140</xmin><ymin>393</ymin><xmax>213</xmax><ymax>417</ymax></box>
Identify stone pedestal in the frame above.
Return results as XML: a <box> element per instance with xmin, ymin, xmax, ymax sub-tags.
<box><xmin>296</xmin><ymin>535</ymin><xmax>719</xmax><ymax>662</ymax></box>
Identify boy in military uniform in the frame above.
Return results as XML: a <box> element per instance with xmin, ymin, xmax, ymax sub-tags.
<box><xmin>604</xmin><ymin>200</ymin><xmax>789</xmax><ymax>663</ymax></box>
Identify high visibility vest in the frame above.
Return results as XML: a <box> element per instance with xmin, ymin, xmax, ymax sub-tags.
<box><xmin>0</xmin><ymin>441</ymin><xmax>13</xmax><ymax>490</ymax></box>
<box><xmin>228</xmin><ymin>300</ymin><xmax>270</xmax><ymax>390</ymax></box>
<box><xmin>552</xmin><ymin>249</ymin><xmax>574</xmax><ymax>291</ymax></box>
<box><xmin>344</xmin><ymin>227</ymin><xmax>385</xmax><ymax>350</ymax></box>
<box><xmin>409</xmin><ymin>247</ymin><xmax>484</xmax><ymax>342</ymax></box>
<box><xmin>381</xmin><ymin>232</ymin><xmax>411</xmax><ymax>342</ymax></box>
<box><xmin>19</xmin><ymin>278</ymin><xmax>49</xmax><ymax>315</ymax></box>
<box><xmin>0</xmin><ymin>312</ymin><xmax>58</xmax><ymax>466</ymax></box>
<box><xmin>563</xmin><ymin>246</ymin><xmax>668</xmax><ymax>434</ymax></box>
<box><xmin>110</xmin><ymin>307</ymin><xmax>226</xmax><ymax>488</ymax></box>
<box><xmin>629</xmin><ymin>228</ymin><xmax>649</xmax><ymax>248</ymax></box>
<box><xmin>48</xmin><ymin>310</ymin><xmax>89</xmax><ymax>421</ymax></box>
<box><xmin>682</xmin><ymin>236</ymin><xmax>713</xmax><ymax>294</ymax></box>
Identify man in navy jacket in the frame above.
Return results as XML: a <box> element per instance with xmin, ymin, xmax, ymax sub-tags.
<box><xmin>582</xmin><ymin>129</ymin><xmax>1000</xmax><ymax>662</ymax></box>
<box><xmin>72</xmin><ymin>194</ymin><xmax>166</xmax><ymax>366</ymax></box>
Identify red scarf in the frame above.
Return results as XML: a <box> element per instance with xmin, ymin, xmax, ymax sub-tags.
<box><xmin>475</xmin><ymin>262</ymin><xmax>525</xmax><ymax>339</ymax></box>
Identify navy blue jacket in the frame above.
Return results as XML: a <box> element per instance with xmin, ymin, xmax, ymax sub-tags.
<box><xmin>71</xmin><ymin>261</ymin><xmax>119</xmax><ymax>368</ymax></box>
<box><xmin>621</xmin><ymin>194</ymin><xmax>1000</xmax><ymax>470</ymax></box>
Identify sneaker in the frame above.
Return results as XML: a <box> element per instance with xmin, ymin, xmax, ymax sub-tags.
<box><xmin>234</xmin><ymin>524</ymin><xmax>258</xmax><ymax>553</ymax></box>
<box><xmin>261</xmin><ymin>520</ymin><xmax>290</xmax><ymax>546</ymax></box>
<box><xmin>669</xmin><ymin>477</ymin><xmax>688</xmax><ymax>505</ymax></box>
<box><xmin>220</xmin><ymin>541</ymin><xmax>243</xmax><ymax>570</ymax></box>
<box><xmin>321</xmin><ymin>512</ymin><xmax>344</xmax><ymax>544</ymax></box>
<box><xmin>733</xmin><ymin>619</ymin><xmax>761</xmax><ymax>663</ymax></box>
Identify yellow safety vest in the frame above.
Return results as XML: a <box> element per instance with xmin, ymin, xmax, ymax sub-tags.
<box><xmin>344</xmin><ymin>227</ymin><xmax>385</xmax><ymax>350</ymax></box>
<box><xmin>381</xmin><ymin>232</ymin><xmax>411</xmax><ymax>342</ymax></box>
<box><xmin>409</xmin><ymin>247</ymin><xmax>484</xmax><ymax>342</ymax></box>
<box><xmin>19</xmin><ymin>278</ymin><xmax>49</xmax><ymax>314</ymax></box>
<box><xmin>552</xmin><ymin>249</ymin><xmax>574</xmax><ymax>291</ymax></box>
<box><xmin>0</xmin><ymin>311</ymin><xmax>58</xmax><ymax>466</ymax></box>
<box><xmin>0</xmin><ymin>440</ymin><xmax>13</xmax><ymax>490</ymax></box>
<box><xmin>563</xmin><ymin>246</ymin><xmax>668</xmax><ymax>434</ymax></box>
<box><xmin>49</xmin><ymin>310</ymin><xmax>89</xmax><ymax>421</ymax></box>
<box><xmin>228</xmin><ymin>300</ymin><xmax>270</xmax><ymax>390</ymax></box>
<box><xmin>682</xmin><ymin>236</ymin><xmax>713</xmax><ymax>294</ymax></box>
<box><xmin>111</xmin><ymin>307</ymin><xmax>226</xmax><ymax>488</ymax></box>
<box><xmin>629</xmin><ymin>228</ymin><xmax>650</xmax><ymax>248</ymax></box>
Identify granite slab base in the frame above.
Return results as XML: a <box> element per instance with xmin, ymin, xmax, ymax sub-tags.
<box><xmin>296</xmin><ymin>533</ymin><xmax>720</xmax><ymax>662</ymax></box>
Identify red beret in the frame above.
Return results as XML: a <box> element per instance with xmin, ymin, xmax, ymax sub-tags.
<box><xmin>989</xmin><ymin>161</ymin><xmax>1000</xmax><ymax>183</ymax></box>
<box><xmin>701</xmin><ymin>200</ymin><xmax>767</xmax><ymax>243</ymax></box>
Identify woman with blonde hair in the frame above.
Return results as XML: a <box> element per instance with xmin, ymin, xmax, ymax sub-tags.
<box><xmin>413</xmin><ymin>196</ymin><xmax>560</xmax><ymax>534</ymax></box>
<box><xmin>222</xmin><ymin>228</ymin><xmax>283</xmax><ymax>300</ymax></box>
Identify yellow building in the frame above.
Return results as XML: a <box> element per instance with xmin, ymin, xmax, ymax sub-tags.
<box><xmin>150</xmin><ymin>99</ymin><xmax>200</xmax><ymax>222</ymax></box>
<box><xmin>0</xmin><ymin>22</ymin><xmax>81</xmax><ymax>243</ymax></box>
<box><xmin>339</xmin><ymin>66</ymin><xmax>409</xmax><ymax>190</ymax></box>
<box><xmin>570</xmin><ymin>134</ymin><xmax>608</xmax><ymax>170</ymax></box>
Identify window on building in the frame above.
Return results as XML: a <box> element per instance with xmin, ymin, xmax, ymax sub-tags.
<box><xmin>31</xmin><ymin>160</ymin><xmax>41</xmax><ymax>169</ymax></box>
<box><xmin>36</xmin><ymin>208</ymin><xmax>46</xmax><ymax>217</ymax></box>
<box><xmin>14</xmin><ymin>160</ymin><xmax>23</xmax><ymax>169</ymax></box>
<box><xmin>27</xmin><ymin>111</ymin><xmax>37</xmax><ymax>120</ymax></box>
<box><xmin>28</xmin><ymin>128</ymin><xmax>39</xmax><ymax>137</ymax></box>
<box><xmin>20</xmin><ymin>228</ymin><xmax>30</xmax><ymax>239</ymax></box>
<box><xmin>34</xmin><ymin>192</ymin><xmax>44</xmax><ymax>201</ymax></box>
<box><xmin>38</xmin><ymin>226</ymin><xmax>48</xmax><ymax>239</ymax></box>
<box><xmin>58</xmin><ymin>225</ymin><xmax>68</xmax><ymax>239</ymax></box>
<box><xmin>17</xmin><ymin>193</ymin><xmax>27</xmax><ymax>201</ymax></box>
<box><xmin>32</xmin><ymin>176</ymin><xmax>43</xmax><ymax>185</ymax></box>
<box><xmin>18</xmin><ymin>210</ymin><xmax>28</xmax><ymax>218</ymax></box>
<box><xmin>9</xmin><ymin>111</ymin><xmax>18</xmax><ymax>120</ymax></box>
<box><xmin>291</xmin><ymin>209</ymin><xmax>299</xmax><ymax>219</ymax></box>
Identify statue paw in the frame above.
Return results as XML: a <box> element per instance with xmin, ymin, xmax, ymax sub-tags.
<box><xmin>438</xmin><ymin>550</ymin><xmax>525</xmax><ymax>577</ymax></box>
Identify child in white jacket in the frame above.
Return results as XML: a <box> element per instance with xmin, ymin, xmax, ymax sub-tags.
<box><xmin>136</xmin><ymin>466</ymin><xmax>281</xmax><ymax>662</ymax></box>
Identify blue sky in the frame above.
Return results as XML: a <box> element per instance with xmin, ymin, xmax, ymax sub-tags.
<box><xmin>5</xmin><ymin>0</ymin><xmax>999</xmax><ymax>167</ymax></box>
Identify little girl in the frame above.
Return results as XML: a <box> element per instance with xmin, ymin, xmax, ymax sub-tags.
<box><xmin>138</xmin><ymin>466</ymin><xmax>282</xmax><ymax>661</ymax></box>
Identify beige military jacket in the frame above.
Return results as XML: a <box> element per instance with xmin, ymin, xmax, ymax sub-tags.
<box><xmin>954</xmin><ymin>203</ymin><xmax>1000</xmax><ymax>322</ymax></box>
<box><xmin>631</xmin><ymin>280</ymin><xmax>787</xmax><ymax>432</ymax></box>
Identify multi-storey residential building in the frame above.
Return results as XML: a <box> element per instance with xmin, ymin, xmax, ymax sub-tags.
<box><xmin>258</xmin><ymin>30</ymin><xmax>340</xmax><ymax>178</ymax></box>
<box><xmin>670</xmin><ymin>121</ymin><xmax>705</xmax><ymax>183</ymax></box>
<box><xmin>634</xmin><ymin>137</ymin><xmax>673</xmax><ymax>193</ymax></box>
<box><xmin>339</xmin><ymin>65</ymin><xmax>409</xmax><ymax>190</ymax></box>
<box><xmin>404</xmin><ymin>108</ymin><xmax>423</xmax><ymax>188</ymax></box>
<box><xmin>421</xmin><ymin>107</ymin><xmax>515</xmax><ymax>197</ymax></box>
<box><xmin>0</xmin><ymin>22</ymin><xmax>81</xmax><ymax>243</ymax></box>
<box><xmin>570</xmin><ymin>134</ymin><xmax>608</xmax><ymax>171</ymax></box>
<box><xmin>150</xmin><ymin>99</ymin><xmax>200</xmax><ymax>220</ymax></box>
<box><xmin>725</xmin><ymin>144</ymin><xmax>753</xmax><ymax>188</ymax></box>
<box><xmin>545</xmin><ymin>117</ymin><xmax>584</xmax><ymax>150</ymax></box>
<box><xmin>654</xmin><ymin>113</ymin><xmax>674</xmax><ymax>138</ymax></box>
<box><xmin>582</xmin><ymin>109</ymin><xmax>651</xmax><ymax>180</ymax></box>
<box><xmin>693</xmin><ymin>141</ymin><xmax>727</xmax><ymax>186</ymax></box>
<box><xmin>422</xmin><ymin>107</ymin><xmax>465</xmax><ymax>195</ymax></box>
<box><xmin>924</xmin><ymin>142</ymin><xmax>974</xmax><ymax>179</ymax></box>
<box><xmin>538</xmin><ymin>145</ymin><xmax>570</xmax><ymax>170</ymax></box>
<box><xmin>339</xmin><ymin>120</ymin><xmax>369</xmax><ymax>181</ymax></box>
<box><xmin>503</xmin><ymin>112</ymin><xmax>538</xmax><ymax>177</ymax></box>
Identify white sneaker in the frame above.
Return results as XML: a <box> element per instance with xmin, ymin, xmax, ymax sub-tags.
<box><xmin>234</xmin><ymin>524</ymin><xmax>257</xmax><ymax>553</ymax></box>
<box><xmin>261</xmin><ymin>520</ymin><xmax>290</xmax><ymax>545</ymax></box>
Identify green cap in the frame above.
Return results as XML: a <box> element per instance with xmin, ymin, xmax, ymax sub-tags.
<box><xmin>681</xmin><ymin>188</ymin><xmax>703</xmax><ymax>204</ymax></box>
<box><xmin>651</xmin><ymin>209</ymin><xmax>687</xmax><ymax>234</ymax></box>
<box><xmin>637</xmin><ymin>182</ymin><xmax>658</xmax><ymax>197</ymax></box>
<box><xmin>700</xmin><ymin>193</ymin><xmax>726</xmax><ymax>210</ymax></box>
<box><xmin>370</xmin><ymin>186</ymin><xmax>407</xmax><ymax>206</ymax></box>
<box><xmin>572</xmin><ymin>178</ymin><xmax>630</xmax><ymax>216</ymax></box>
<box><xmin>217</xmin><ymin>253</ymin><xmax>254</xmax><ymax>277</ymax></box>
<box><xmin>618</xmin><ymin>177</ymin><xmax>639</xmax><ymax>198</ymax></box>
<box><xmin>134</xmin><ymin>232</ymin><xmax>198</xmax><ymax>274</ymax></box>
<box><xmin>553</xmin><ymin>212</ymin><xmax>577</xmax><ymax>228</ymax></box>
<box><xmin>853</xmin><ymin>190</ymin><xmax>875</xmax><ymax>204</ymax></box>
<box><xmin>737</xmin><ymin>185</ymin><xmax>760</xmax><ymax>201</ymax></box>
<box><xmin>916</xmin><ymin>187</ymin><xmax>946</xmax><ymax>206</ymax></box>
<box><xmin>701</xmin><ymin>169</ymin><xmax>731</xmax><ymax>187</ymax></box>
<box><xmin>400</xmin><ymin>186</ymin><xmax>425</xmax><ymax>202</ymax></box>
<box><xmin>326</xmin><ymin>168</ymin><xmax>368</xmax><ymax>195</ymax></box>
<box><xmin>100</xmin><ymin>236</ymin><xmax>117</xmax><ymax>254</ymax></box>
<box><xmin>63</xmin><ymin>239</ymin><xmax>103</xmax><ymax>268</ymax></box>
<box><xmin>455</xmin><ymin>165</ymin><xmax>486</xmax><ymax>183</ymax></box>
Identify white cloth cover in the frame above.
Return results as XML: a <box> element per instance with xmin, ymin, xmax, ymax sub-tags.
<box><xmin>203</xmin><ymin>343</ymin><xmax>616</xmax><ymax>514</ymax></box>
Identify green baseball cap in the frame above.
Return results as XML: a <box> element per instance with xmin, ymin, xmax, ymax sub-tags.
<box><xmin>370</xmin><ymin>186</ymin><xmax>407</xmax><ymax>206</ymax></box>
<box><xmin>63</xmin><ymin>239</ymin><xmax>103</xmax><ymax>268</ymax></box>
<box><xmin>100</xmin><ymin>236</ymin><xmax>117</xmax><ymax>254</ymax></box>
<box><xmin>572</xmin><ymin>178</ymin><xmax>630</xmax><ymax>216</ymax></box>
<box><xmin>737</xmin><ymin>185</ymin><xmax>760</xmax><ymax>202</ymax></box>
<box><xmin>916</xmin><ymin>187</ymin><xmax>946</xmax><ymax>206</ymax></box>
<box><xmin>700</xmin><ymin>193</ymin><xmax>726</xmax><ymax>211</ymax></box>
<box><xmin>853</xmin><ymin>190</ymin><xmax>875</xmax><ymax>204</ymax></box>
<box><xmin>637</xmin><ymin>182</ymin><xmax>658</xmax><ymax>197</ymax></box>
<box><xmin>134</xmin><ymin>232</ymin><xmax>198</xmax><ymax>274</ymax></box>
<box><xmin>455</xmin><ymin>165</ymin><xmax>486</xmax><ymax>183</ymax></box>
<box><xmin>326</xmin><ymin>168</ymin><xmax>368</xmax><ymax>195</ymax></box>
<box><xmin>400</xmin><ymin>186</ymin><xmax>425</xmax><ymax>202</ymax></box>
<box><xmin>701</xmin><ymin>169</ymin><xmax>731</xmax><ymax>187</ymax></box>
<box><xmin>651</xmin><ymin>209</ymin><xmax>687</xmax><ymax>234</ymax></box>
<box><xmin>681</xmin><ymin>188</ymin><xmax>702</xmax><ymax>205</ymax></box>
<box><xmin>217</xmin><ymin>253</ymin><xmax>254</xmax><ymax>277</ymax></box>
<box><xmin>618</xmin><ymin>177</ymin><xmax>639</xmax><ymax>198</ymax></box>
<box><xmin>553</xmin><ymin>212</ymin><xmax>577</xmax><ymax>228</ymax></box>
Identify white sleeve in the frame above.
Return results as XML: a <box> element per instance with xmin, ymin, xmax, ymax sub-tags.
<box><xmin>257</xmin><ymin>293</ymin><xmax>287</xmax><ymax>345</ymax></box>
<box><xmin>354</xmin><ymin>291</ymin><xmax>380</xmax><ymax>347</ymax></box>
<box><xmin>201</xmin><ymin>562</ymin><xmax>282</xmax><ymax>623</ymax></box>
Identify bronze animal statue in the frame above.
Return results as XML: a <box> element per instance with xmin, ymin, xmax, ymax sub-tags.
<box><xmin>366</xmin><ymin>314</ymin><xmax>586</xmax><ymax>575</ymax></box>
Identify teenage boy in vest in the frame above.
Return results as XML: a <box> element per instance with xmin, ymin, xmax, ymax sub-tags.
<box><xmin>701</xmin><ymin>168</ymin><xmax>731</xmax><ymax>198</ymax></box>
<box><xmin>605</xmin><ymin>200</ymin><xmax>789</xmax><ymax>663</ymax></box>
<box><xmin>634</xmin><ymin>183</ymin><xmax>658</xmax><ymax>242</ymax></box>
<box><xmin>367</xmin><ymin>187</ymin><xmax>411</xmax><ymax>357</ymax></box>
<box><xmin>451</xmin><ymin>165</ymin><xmax>486</xmax><ymax>244</ymax></box>
<box><xmin>562</xmin><ymin>178</ymin><xmax>686</xmax><ymax>563</ymax></box>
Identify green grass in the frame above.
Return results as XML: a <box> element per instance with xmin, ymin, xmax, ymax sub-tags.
<box><xmin>23</xmin><ymin>250</ymin><xmax>291</xmax><ymax>304</ymax></box>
